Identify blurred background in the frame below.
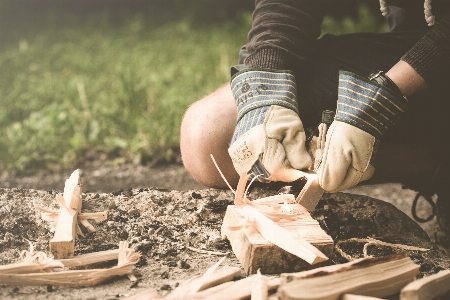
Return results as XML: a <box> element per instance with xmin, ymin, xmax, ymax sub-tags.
<box><xmin>0</xmin><ymin>0</ymin><xmax>388</xmax><ymax>178</ymax></box>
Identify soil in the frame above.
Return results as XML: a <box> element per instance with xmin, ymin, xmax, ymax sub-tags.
<box><xmin>1</xmin><ymin>162</ymin><xmax>449</xmax><ymax>299</ymax></box>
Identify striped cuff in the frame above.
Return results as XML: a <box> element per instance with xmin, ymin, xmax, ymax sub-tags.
<box><xmin>336</xmin><ymin>71</ymin><xmax>408</xmax><ymax>139</ymax></box>
<box><xmin>231</xmin><ymin>106</ymin><xmax>269</xmax><ymax>143</ymax></box>
<box><xmin>231</xmin><ymin>69</ymin><xmax>299</xmax><ymax>123</ymax></box>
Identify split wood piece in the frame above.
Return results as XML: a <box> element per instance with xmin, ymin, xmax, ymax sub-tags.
<box><xmin>197</xmin><ymin>275</ymin><xmax>280</xmax><ymax>300</ymax></box>
<box><xmin>59</xmin><ymin>249</ymin><xmax>120</xmax><ymax>267</ymax></box>
<box><xmin>277</xmin><ymin>253</ymin><xmax>420</xmax><ymax>300</ymax></box>
<box><xmin>221</xmin><ymin>204</ymin><xmax>333</xmax><ymax>274</ymax></box>
<box><xmin>0</xmin><ymin>241</ymin><xmax>140</xmax><ymax>287</ymax></box>
<box><xmin>400</xmin><ymin>269</ymin><xmax>450</xmax><ymax>300</ymax></box>
<box><xmin>50</xmin><ymin>169</ymin><xmax>82</xmax><ymax>259</ymax></box>
<box><xmin>231</xmin><ymin>173</ymin><xmax>329</xmax><ymax>269</ymax></box>
<box><xmin>295</xmin><ymin>173</ymin><xmax>324</xmax><ymax>212</ymax></box>
<box><xmin>251</xmin><ymin>269</ymin><xmax>268</xmax><ymax>300</ymax></box>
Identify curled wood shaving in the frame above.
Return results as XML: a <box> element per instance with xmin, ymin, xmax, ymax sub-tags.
<box><xmin>335</xmin><ymin>237</ymin><xmax>429</xmax><ymax>261</ymax></box>
<box><xmin>0</xmin><ymin>240</ymin><xmax>64</xmax><ymax>274</ymax></box>
<box><xmin>0</xmin><ymin>241</ymin><xmax>140</xmax><ymax>286</ymax></box>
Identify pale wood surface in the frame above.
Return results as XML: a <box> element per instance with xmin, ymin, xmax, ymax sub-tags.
<box><xmin>295</xmin><ymin>175</ymin><xmax>324</xmax><ymax>212</ymax></box>
<box><xmin>400</xmin><ymin>269</ymin><xmax>450</xmax><ymax>300</ymax></box>
<box><xmin>59</xmin><ymin>249</ymin><xmax>120</xmax><ymax>268</ymax></box>
<box><xmin>278</xmin><ymin>255</ymin><xmax>420</xmax><ymax>300</ymax></box>
<box><xmin>166</xmin><ymin>264</ymin><xmax>242</xmax><ymax>300</ymax></box>
<box><xmin>202</xmin><ymin>276</ymin><xmax>280</xmax><ymax>300</ymax></box>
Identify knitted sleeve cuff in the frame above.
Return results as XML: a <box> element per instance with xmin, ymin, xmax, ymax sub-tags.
<box><xmin>401</xmin><ymin>14</ymin><xmax>450</xmax><ymax>84</ymax></box>
<box><xmin>244</xmin><ymin>47</ymin><xmax>293</xmax><ymax>71</ymax></box>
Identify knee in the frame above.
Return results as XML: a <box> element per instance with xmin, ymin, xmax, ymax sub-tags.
<box><xmin>180</xmin><ymin>84</ymin><xmax>239</xmax><ymax>188</ymax></box>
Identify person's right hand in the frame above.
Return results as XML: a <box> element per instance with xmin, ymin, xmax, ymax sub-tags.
<box><xmin>228</xmin><ymin>69</ymin><xmax>312</xmax><ymax>183</ymax></box>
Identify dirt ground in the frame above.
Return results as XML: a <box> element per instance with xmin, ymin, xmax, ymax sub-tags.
<box><xmin>1</xmin><ymin>163</ymin><xmax>448</xmax><ymax>299</ymax></box>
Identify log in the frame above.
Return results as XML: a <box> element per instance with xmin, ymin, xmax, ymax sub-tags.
<box><xmin>278</xmin><ymin>254</ymin><xmax>420</xmax><ymax>300</ymax></box>
<box><xmin>221</xmin><ymin>204</ymin><xmax>333</xmax><ymax>274</ymax></box>
<box><xmin>400</xmin><ymin>269</ymin><xmax>450</xmax><ymax>300</ymax></box>
<box><xmin>50</xmin><ymin>169</ymin><xmax>82</xmax><ymax>259</ymax></box>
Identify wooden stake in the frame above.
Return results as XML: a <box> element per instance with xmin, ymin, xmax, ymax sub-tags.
<box><xmin>50</xmin><ymin>169</ymin><xmax>82</xmax><ymax>259</ymax></box>
<box><xmin>400</xmin><ymin>269</ymin><xmax>450</xmax><ymax>300</ymax></box>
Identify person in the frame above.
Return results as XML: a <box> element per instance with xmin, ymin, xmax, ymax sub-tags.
<box><xmin>180</xmin><ymin>0</ymin><xmax>449</xmax><ymax>231</ymax></box>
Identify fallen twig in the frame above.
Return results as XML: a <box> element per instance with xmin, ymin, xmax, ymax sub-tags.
<box><xmin>186</xmin><ymin>245</ymin><xmax>229</xmax><ymax>256</ymax></box>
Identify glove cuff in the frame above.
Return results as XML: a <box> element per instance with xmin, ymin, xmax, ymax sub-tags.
<box><xmin>230</xmin><ymin>68</ymin><xmax>299</xmax><ymax>123</ymax></box>
<box><xmin>335</xmin><ymin>70</ymin><xmax>409</xmax><ymax>139</ymax></box>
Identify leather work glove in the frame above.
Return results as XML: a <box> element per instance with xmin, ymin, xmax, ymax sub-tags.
<box><xmin>318</xmin><ymin>70</ymin><xmax>408</xmax><ymax>192</ymax></box>
<box><xmin>228</xmin><ymin>69</ymin><xmax>312</xmax><ymax>183</ymax></box>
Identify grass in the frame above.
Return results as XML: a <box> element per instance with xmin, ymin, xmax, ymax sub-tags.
<box><xmin>0</xmin><ymin>9</ymin><xmax>251</xmax><ymax>174</ymax></box>
<box><xmin>0</xmin><ymin>4</ymin><xmax>387</xmax><ymax>175</ymax></box>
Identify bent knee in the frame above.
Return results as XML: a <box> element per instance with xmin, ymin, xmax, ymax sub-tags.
<box><xmin>180</xmin><ymin>86</ymin><xmax>238</xmax><ymax>188</ymax></box>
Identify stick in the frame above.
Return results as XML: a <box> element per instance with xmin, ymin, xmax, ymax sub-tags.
<box><xmin>251</xmin><ymin>270</ymin><xmax>268</xmax><ymax>300</ymax></box>
<box><xmin>203</xmin><ymin>276</ymin><xmax>280</xmax><ymax>300</ymax></box>
<box><xmin>185</xmin><ymin>245</ymin><xmax>229</xmax><ymax>256</ymax></box>
<box><xmin>166</xmin><ymin>259</ymin><xmax>242</xmax><ymax>299</ymax></box>
<box><xmin>59</xmin><ymin>249</ymin><xmax>120</xmax><ymax>267</ymax></box>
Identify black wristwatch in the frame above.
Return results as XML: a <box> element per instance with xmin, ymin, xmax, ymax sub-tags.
<box><xmin>368</xmin><ymin>70</ymin><xmax>406</xmax><ymax>99</ymax></box>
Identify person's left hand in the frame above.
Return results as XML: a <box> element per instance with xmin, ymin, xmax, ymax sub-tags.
<box><xmin>318</xmin><ymin>71</ymin><xmax>408</xmax><ymax>192</ymax></box>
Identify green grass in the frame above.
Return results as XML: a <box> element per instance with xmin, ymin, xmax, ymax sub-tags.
<box><xmin>0</xmin><ymin>5</ymin><xmax>387</xmax><ymax>175</ymax></box>
<box><xmin>0</xmin><ymin>11</ymin><xmax>251</xmax><ymax>173</ymax></box>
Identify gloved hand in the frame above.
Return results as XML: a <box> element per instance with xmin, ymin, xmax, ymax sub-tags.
<box><xmin>318</xmin><ymin>70</ymin><xmax>408</xmax><ymax>192</ymax></box>
<box><xmin>228</xmin><ymin>69</ymin><xmax>312</xmax><ymax>183</ymax></box>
